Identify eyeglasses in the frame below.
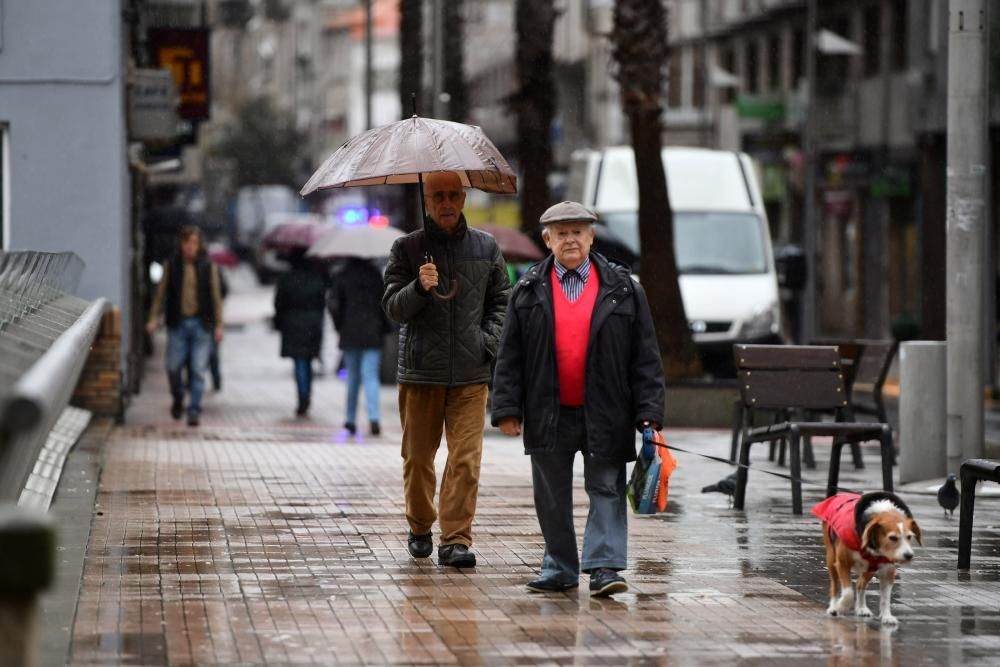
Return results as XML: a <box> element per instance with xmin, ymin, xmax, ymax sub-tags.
<box><xmin>429</xmin><ymin>190</ymin><xmax>463</xmax><ymax>203</ymax></box>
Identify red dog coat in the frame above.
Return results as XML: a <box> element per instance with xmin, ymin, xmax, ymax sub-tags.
<box><xmin>812</xmin><ymin>493</ymin><xmax>894</xmax><ymax>573</ymax></box>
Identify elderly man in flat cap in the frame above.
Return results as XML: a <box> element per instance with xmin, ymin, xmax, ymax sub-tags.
<box><xmin>491</xmin><ymin>201</ymin><xmax>665</xmax><ymax>597</ymax></box>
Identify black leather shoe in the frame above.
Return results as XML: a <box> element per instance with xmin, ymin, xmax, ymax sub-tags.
<box><xmin>526</xmin><ymin>576</ymin><xmax>578</xmax><ymax>593</ymax></box>
<box><xmin>345</xmin><ymin>422</ymin><xmax>357</xmax><ymax>435</ymax></box>
<box><xmin>589</xmin><ymin>568</ymin><xmax>627</xmax><ymax>597</ymax></box>
<box><xmin>296</xmin><ymin>400</ymin><xmax>310</xmax><ymax>416</ymax></box>
<box><xmin>171</xmin><ymin>401</ymin><xmax>183</xmax><ymax>420</ymax></box>
<box><xmin>438</xmin><ymin>544</ymin><xmax>476</xmax><ymax>568</ymax></box>
<box><xmin>187</xmin><ymin>414</ymin><xmax>200</xmax><ymax>427</ymax></box>
<box><xmin>370</xmin><ymin>421</ymin><xmax>381</xmax><ymax>436</ymax></box>
<box><xmin>407</xmin><ymin>532</ymin><xmax>432</xmax><ymax>558</ymax></box>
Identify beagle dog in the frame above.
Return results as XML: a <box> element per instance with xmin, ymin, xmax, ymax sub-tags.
<box><xmin>812</xmin><ymin>492</ymin><xmax>922</xmax><ymax>626</ymax></box>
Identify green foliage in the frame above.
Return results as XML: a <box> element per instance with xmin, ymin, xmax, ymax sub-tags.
<box><xmin>210</xmin><ymin>97</ymin><xmax>304</xmax><ymax>189</ymax></box>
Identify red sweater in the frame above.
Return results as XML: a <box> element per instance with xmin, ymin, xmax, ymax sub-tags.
<box><xmin>552</xmin><ymin>267</ymin><xmax>599</xmax><ymax>406</ymax></box>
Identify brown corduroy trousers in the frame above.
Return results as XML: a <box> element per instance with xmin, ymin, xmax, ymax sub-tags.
<box><xmin>398</xmin><ymin>382</ymin><xmax>489</xmax><ymax>547</ymax></box>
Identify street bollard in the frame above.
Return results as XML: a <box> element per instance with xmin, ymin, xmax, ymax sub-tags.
<box><xmin>898</xmin><ymin>341</ymin><xmax>947</xmax><ymax>483</ymax></box>
<box><xmin>0</xmin><ymin>505</ymin><xmax>55</xmax><ymax>667</ymax></box>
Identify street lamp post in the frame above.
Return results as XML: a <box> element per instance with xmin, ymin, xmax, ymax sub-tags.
<box><xmin>946</xmin><ymin>0</ymin><xmax>989</xmax><ymax>470</ymax></box>
<box><xmin>431</xmin><ymin>0</ymin><xmax>445</xmax><ymax>118</ymax></box>
<box><xmin>801</xmin><ymin>0</ymin><xmax>818</xmax><ymax>344</ymax></box>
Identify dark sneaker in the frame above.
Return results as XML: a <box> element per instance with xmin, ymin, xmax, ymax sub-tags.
<box><xmin>171</xmin><ymin>401</ymin><xmax>183</xmax><ymax>420</ymax></box>
<box><xmin>370</xmin><ymin>421</ymin><xmax>381</xmax><ymax>436</ymax></box>
<box><xmin>526</xmin><ymin>576</ymin><xmax>579</xmax><ymax>593</ymax></box>
<box><xmin>589</xmin><ymin>568</ymin><xmax>627</xmax><ymax>597</ymax></box>
<box><xmin>438</xmin><ymin>544</ymin><xmax>476</xmax><ymax>568</ymax></box>
<box><xmin>345</xmin><ymin>422</ymin><xmax>357</xmax><ymax>435</ymax></box>
<box><xmin>407</xmin><ymin>532</ymin><xmax>433</xmax><ymax>558</ymax></box>
<box><xmin>187</xmin><ymin>414</ymin><xmax>200</xmax><ymax>427</ymax></box>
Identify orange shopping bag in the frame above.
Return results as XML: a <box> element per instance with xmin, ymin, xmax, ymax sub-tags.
<box><xmin>641</xmin><ymin>429</ymin><xmax>678</xmax><ymax>513</ymax></box>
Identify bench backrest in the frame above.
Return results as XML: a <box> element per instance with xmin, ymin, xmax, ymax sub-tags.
<box><xmin>734</xmin><ymin>344</ymin><xmax>849</xmax><ymax>412</ymax></box>
<box><xmin>810</xmin><ymin>338</ymin><xmax>867</xmax><ymax>385</ymax></box>
<box><xmin>852</xmin><ymin>339</ymin><xmax>897</xmax><ymax>389</ymax></box>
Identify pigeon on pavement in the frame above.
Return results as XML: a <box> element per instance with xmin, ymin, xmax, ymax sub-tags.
<box><xmin>702</xmin><ymin>472</ymin><xmax>738</xmax><ymax>497</ymax></box>
<box><xmin>937</xmin><ymin>473</ymin><xmax>961</xmax><ymax>518</ymax></box>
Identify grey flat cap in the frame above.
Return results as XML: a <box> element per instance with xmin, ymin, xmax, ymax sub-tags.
<box><xmin>539</xmin><ymin>201</ymin><xmax>598</xmax><ymax>226</ymax></box>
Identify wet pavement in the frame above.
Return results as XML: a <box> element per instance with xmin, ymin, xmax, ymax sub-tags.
<box><xmin>65</xmin><ymin>269</ymin><xmax>1000</xmax><ymax>665</ymax></box>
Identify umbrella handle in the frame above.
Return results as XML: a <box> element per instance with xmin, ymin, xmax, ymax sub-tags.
<box><xmin>423</xmin><ymin>252</ymin><xmax>459</xmax><ymax>302</ymax></box>
<box><xmin>430</xmin><ymin>279</ymin><xmax>458</xmax><ymax>302</ymax></box>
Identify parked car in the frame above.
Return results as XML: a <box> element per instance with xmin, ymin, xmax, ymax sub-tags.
<box><xmin>566</xmin><ymin>146</ymin><xmax>782</xmax><ymax>375</ymax></box>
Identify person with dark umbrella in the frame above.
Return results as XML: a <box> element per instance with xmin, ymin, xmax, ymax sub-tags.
<box><xmin>491</xmin><ymin>201</ymin><xmax>665</xmax><ymax>597</ymax></box>
<box><xmin>382</xmin><ymin>171</ymin><xmax>511</xmax><ymax>568</ymax></box>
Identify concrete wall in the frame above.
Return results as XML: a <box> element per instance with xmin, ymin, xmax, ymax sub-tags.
<box><xmin>0</xmin><ymin>1</ymin><xmax>129</xmax><ymax>323</ymax></box>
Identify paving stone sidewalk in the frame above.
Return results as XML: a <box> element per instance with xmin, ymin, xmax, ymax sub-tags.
<box><xmin>66</xmin><ymin>273</ymin><xmax>1000</xmax><ymax>665</ymax></box>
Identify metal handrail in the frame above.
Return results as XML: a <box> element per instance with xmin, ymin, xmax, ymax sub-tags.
<box><xmin>0</xmin><ymin>251</ymin><xmax>84</xmax><ymax>331</ymax></box>
<box><xmin>0</xmin><ymin>250</ymin><xmax>102</xmax><ymax>502</ymax></box>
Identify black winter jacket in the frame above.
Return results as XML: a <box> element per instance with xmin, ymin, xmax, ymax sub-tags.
<box><xmin>382</xmin><ymin>215</ymin><xmax>510</xmax><ymax>386</ymax></box>
<box><xmin>490</xmin><ymin>253</ymin><xmax>665</xmax><ymax>462</ymax></box>
<box><xmin>329</xmin><ymin>258</ymin><xmax>391</xmax><ymax>350</ymax></box>
<box><xmin>274</xmin><ymin>265</ymin><xmax>327</xmax><ymax>359</ymax></box>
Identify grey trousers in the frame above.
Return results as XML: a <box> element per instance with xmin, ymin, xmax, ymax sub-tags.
<box><xmin>530</xmin><ymin>406</ymin><xmax>628</xmax><ymax>582</ymax></box>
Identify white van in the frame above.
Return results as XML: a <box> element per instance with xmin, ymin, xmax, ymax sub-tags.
<box><xmin>566</xmin><ymin>146</ymin><xmax>782</xmax><ymax>369</ymax></box>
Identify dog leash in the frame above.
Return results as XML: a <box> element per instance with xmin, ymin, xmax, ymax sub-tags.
<box><xmin>643</xmin><ymin>435</ymin><xmax>865</xmax><ymax>496</ymax></box>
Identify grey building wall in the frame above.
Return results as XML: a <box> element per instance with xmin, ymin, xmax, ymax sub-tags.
<box><xmin>0</xmin><ymin>1</ymin><xmax>130</xmax><ymax>321</ymax></box>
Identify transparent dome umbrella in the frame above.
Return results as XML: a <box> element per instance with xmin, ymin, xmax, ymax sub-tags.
<box><xmin>301</xmin><ymin>115</ymin><xmax>517</xmax><ymax>300</ymax></box>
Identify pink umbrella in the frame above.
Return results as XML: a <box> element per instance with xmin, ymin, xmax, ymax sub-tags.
<box><xmin>206</xmin><ymin>242</ymin><xmax>239</xmax><ymax>267</ymax></box>
<box><xmin>261</xmin><ymin>220</ymin><xmax>330</xmax><ymax>250</ymax></box>
<box><xmin>476</xmin><ymin>224</ymin><xmax>543</xmax><ymax>263</ymax></box>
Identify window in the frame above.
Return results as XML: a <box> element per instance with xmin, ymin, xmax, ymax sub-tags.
<box><xmin>863</xmin><ymin>5</ymin><xmax>881</xmax><ymax>77</ymax></box>
<box><xmin>791</xmin><ymin>28</ymin><xmax>804</xmax><ymax>86</ymax></box>
<box><xmin>767</xmin><ymin>33</ymin><xmax>781</xmax><ymax>91</ymax></box>
<box><xmin>693</xmin><ymin>45</ymin><xmax>706</xmax><ymax>108</ymax></box>
<box><xmin>668</xmin><ymin>49</ymin><xmax>682</xmax><ymax>108</ymax></box>
<box><xmin>891</xmin><ymin>0</ymin><xmax>908</xmax><ymax>71</ymax></box>
<box><xmin>745</xmin><ymin>39</ymin><xmax>759</xmax><ymax>94</ymax></box>
<box><xmin>721</xmin><ymin>44</ymin><xmax>737</xmax><ymax>104</ymax></box>
<box><xmin>817</xmin><ymin>15</ymin><xmax>850</xmax><ymax>95</ymax></box>
<box><xmin>600</xmin><ymin>211</ymin><xmax>769</xmax><ymax>275</ymax></box>
<box><xmin>1</xmin><ymin>125</ymin><xmax>7</xmax><ymax>249</ymax></box>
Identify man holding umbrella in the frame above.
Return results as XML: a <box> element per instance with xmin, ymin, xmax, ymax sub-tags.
<box><xmin>490</xmin><ymin>201</ymin><xmax>665</xmax><ymax>596</ymax></box>
<box><xmin>382</xmin><ymin>171</ymin><xmax>511</xmax><ymax>568</ymax></box>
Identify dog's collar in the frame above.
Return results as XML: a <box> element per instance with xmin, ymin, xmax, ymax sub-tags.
<box><xmin>862</xmin><ymin>548</ymin><xmax>895</xmax><ymax>573</ymax></box>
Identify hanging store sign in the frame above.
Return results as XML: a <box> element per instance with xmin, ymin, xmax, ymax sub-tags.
<box><xmin>148</xmin><ymin>28</ymin><xmax>211</xmax><ymax>122</ymax></box>
<box><xmin>128</xmin><ymin>68</ymin><xmax>179</xmax><ymax>142</ymax></box>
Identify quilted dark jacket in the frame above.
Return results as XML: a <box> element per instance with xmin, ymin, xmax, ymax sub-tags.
<box><xmin>490</xmin><ymin>253</ymin><xmax>665</xmax><ymax>462</ymax></box>
<box><xmin>382</xmin><ymin>214</ymin><xmax>510</xmax><ymax>386</ymax></box>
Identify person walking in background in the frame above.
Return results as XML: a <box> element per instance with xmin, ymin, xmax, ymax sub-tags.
<box><xmin>146</xmin><ymin>225</ymin><xmax>225</xmax><ymax>427</ymax></box>
<box><xmin>328</xmin><ymin>257</ymin><xmax>391</xmax><ymax>436</ymax></box>
<box><xmin>382</xmin><ymin>170</ymin><xmax>511</xmax><ymax>568</ymax></box>
<box><xmin>491</xmin><ymin>201</ymin><xmax>665</xmax><ymax>597</ymax></box>
<box><xmin>190</xmin><ymin>267</ymin><xmax>227</xmax><ymax>392</ymax></box>
<box><xmin>274</xmin><ymin>249</ymin><xmax>327</xmax><ymax>417</ymax></box>
<box><xmin>208</xmin><ymin>268</ymin><xmax>227</xmax><ymax>391</ymax></box>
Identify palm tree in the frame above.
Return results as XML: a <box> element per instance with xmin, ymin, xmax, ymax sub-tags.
<box><xmin>510</xmin><ymin>0</ymin><xmax>556</xmax><ymax>237</ymax></box>
<box><xmin>398</xmin><ymin>0</ymin><xmax>423</xmax><ymax>232</ymax></box>
<box><xmin>443</xmin><ymin>0</ymin><xmax>468</xmax><ymax>122</ymax></box>
<box><xmin>611</xmin><ymin>0</ymin><xmax>701</xmax><ymax>377</ymax></box>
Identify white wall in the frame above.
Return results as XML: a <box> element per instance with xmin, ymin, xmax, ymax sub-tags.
<box><xmin>0</xmin><ymin>0</ymin><xmax>129</xmax><ymax>317</ymax></box>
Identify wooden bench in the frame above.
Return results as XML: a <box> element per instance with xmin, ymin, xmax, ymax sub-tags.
<box><xmin>732</xmin><ymin>345</ymin><xmax>895</xmax><ymax>514</ymax></box>
<box><xmin>958</xmin><ymin>458</ymin><xmax>1000</xmax><ymax>569</ymax></box>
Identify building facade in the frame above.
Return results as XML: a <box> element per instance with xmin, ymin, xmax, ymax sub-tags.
<box><xmin>662</xmin><ymin>0</ymin><xmax>986</xmax><ymax>345</ymax></box>
<box><xmin>0</xmin><ymin>0</ymin><xmax>132</xmax><ymax>385</ymax></box>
